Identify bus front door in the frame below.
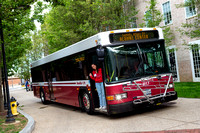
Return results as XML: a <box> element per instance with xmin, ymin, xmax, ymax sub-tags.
<box><xmin>86</xmin><ymin>51</ymin><xmax>100</xmax><ymax>109</ymax></box>
<box><xmin>47</xmin><ymin>72</ymin><xmax>55</xmax><ymax>101</ymax></box>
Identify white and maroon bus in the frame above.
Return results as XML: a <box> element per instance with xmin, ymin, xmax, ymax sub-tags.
<box><xmin>31</xmin><ymin>28</ymin><xmax>177</xmax><ymax>115</ymax></box>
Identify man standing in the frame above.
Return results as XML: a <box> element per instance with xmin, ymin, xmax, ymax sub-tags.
<box><xmin>25</xmin><ymin>80</ymin><xmax>29</xmax><ymax>92</ymax></box>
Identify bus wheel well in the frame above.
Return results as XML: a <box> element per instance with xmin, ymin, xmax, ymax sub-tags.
<box><xmin>78</xmin><ymin>89</ymin><xmax>85</xmax><ymax>109</ymax></box>
<box><xmin>40</xmin><ymin>87</ymin><xmax>48</xmax><ymax>104</ymax></box>
<box><xmin>78</xmin><ymin>89</ymin><xmax>94</xmax><ymax>114</ymax></box>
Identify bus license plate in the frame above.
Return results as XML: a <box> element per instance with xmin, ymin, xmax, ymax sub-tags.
<box><xmin>144</xmin><ymin>89</ymin><xmax>151</xmax><ymax>96</ymax></box>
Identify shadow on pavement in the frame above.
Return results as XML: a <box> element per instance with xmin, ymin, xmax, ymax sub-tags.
<box><xmin>36</xmin><ymin>100</ymin><xmax>178</xmax><ymax>119</ymax></box>
<box><xmin>109</xmin><ymin>101</ymin><xmax>178</xmax><ymax>119</ymax></box>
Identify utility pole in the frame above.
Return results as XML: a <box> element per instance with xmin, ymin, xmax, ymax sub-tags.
<box><xmin>0</xmin><ymin>5</ymin><xmax>15</xmax><ymax>123</ymax></box>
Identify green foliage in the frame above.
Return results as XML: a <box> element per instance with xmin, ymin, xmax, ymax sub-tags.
<box><xmin>139</xmin><ymin>0</ymin><xmax>174</xmax><ymax>47</ymax></box>
<box><xmin>32</xmin><ymin>1</ymin><xmax>49</xmax><ymax>24</ymax></box>
<box><xmin>162</xmin><ymin>26</ymin><xmax>174</xmax><ymax>47</ymax></box>
<box><xmin>0</xmin><ymin>0</ymin><xmax>37</xmax><ymax>76</ymax></box>
<box><xmin>38</xmin><ymin>0</ymin><xmax>138</xmax><ymax>54</ymax></box>
<box><xmin>17</xmin><ymin>54</ymin><xmax>31</xmax><ymax>80</ymax></box>
<box><xmin>16</xmin><ymin>1</ymin><xmax>49</xmax><ymax>79</ymax></box>
<box><xmin>139</xmin><ymin>0</ymin><xmax>162</xmax><ymax>27</ymax></box>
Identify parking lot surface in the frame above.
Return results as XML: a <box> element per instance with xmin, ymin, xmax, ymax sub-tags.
<box><xmin>11</xmin><ymin>89</ymin><xmax>200</xmax><ymax>133</ymax></box>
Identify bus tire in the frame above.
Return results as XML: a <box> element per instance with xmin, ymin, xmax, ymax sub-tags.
<box><xmin>82</xmin><ymin>92</ymin><xmax>93</xmax><ymax>114</ymax></box>
<box><xmin>40</xmin><ymin>89</ymin><xmax>47</xmax><ymax>104</ymax></box>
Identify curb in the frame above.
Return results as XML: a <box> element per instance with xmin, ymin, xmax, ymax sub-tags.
<box><xmin>18</xmin><ymin>108</ymin><xmax>35</xmax><ymax>133</ymax></box>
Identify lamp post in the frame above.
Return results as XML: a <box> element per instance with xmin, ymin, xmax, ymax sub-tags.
<box><xmin>2</xmin><ymin>69</ymin><xmax>7</xmax><ymax>110</ymax></box>
<box><xmin>0</xmin><ymin>10</ymin><xmax>15</xmax><ymax>123</ymax></box>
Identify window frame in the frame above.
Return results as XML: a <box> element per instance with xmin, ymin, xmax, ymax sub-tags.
<box><xmin>189</xmin><ymin>40</ymin><xmax>200</xmax><ymax>82</ymax></box>
<box><xmin>166</xmin><ymin>45</ymin><xmax>180</xmax><ymax>82</ymax></box>
<box><xmin>162</xmin><ymin>1</ymin><xmax>172</xmax><ymax>26</ymax></box>
<box><xmin>184</xmin><ymin>0</ymin><xmax>197</xmax><ymax>19</ymax></box>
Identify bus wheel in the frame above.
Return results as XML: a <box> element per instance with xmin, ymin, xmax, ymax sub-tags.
<box><xmin>82</xmin><ymin>92</ymin><xmax>93</xmax><ymax>114</ymax></box>
<box><xmin>40</xmin><ymin>90</ymin><xmax>47</xmax><ymax>104</ymax></box>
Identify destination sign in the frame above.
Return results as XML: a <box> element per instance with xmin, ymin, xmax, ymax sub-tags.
<box><xmin>109</xmin><ymin>30</ymin><xmax>159</xmax><ymax>43</ymax></box>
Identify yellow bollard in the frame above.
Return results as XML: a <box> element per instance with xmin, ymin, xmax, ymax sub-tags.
<box><xmin>10</xmin><ymin>97</ymin><xmax>19</xmax><ymax>116</ymax></box>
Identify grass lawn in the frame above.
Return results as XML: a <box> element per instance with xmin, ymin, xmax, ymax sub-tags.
<box><xmin>174</xmin><ymin>82</ymin><xmax>200</xmax><ymax>98</ymax></box>
<box><xmin>0</xmin><ymin>114</ymin><xmax>27</xmax><ymax>133</ymax></box>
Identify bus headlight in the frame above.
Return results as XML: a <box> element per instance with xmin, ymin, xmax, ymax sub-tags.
<box><xmin>165</xmin><ymin>83</ymin><xmax>174</xmax><ymax>88</ymax></box>
<box><xmin>169</xmin><ymin>83</ymin><xmax>174</xmax><ymax>88</ymax></box>
<box><xmin>115</xmin><ymin>93</ymin><xmax>127</xmax><ymax>100</ymax></box>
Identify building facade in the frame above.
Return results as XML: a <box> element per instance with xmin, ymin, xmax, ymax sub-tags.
<box><xmin>8</xmin><ymin>77</ymin><xmax>21</xmax><ymax>87</ymax></box>
<box><xmin>133</xmin><ymin>0</ymin><xmax>200</xmax><ymax>82</ymax></box>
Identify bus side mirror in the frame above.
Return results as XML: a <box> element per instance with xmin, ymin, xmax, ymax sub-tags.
<box><xmin>96</xmin><ymin>48</ymin><xmax>104</xmax><ymax>61</ymax></box>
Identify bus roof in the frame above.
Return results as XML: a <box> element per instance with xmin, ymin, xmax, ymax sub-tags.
<box><xmin>31</xmin><ymin>28</ymin><xmax>163</xmax><ymax>68</ymax></box>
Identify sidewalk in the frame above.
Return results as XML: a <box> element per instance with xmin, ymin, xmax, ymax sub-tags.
<box><xmin>9</xmin><ymin>85</ymin><xmax>25</xmax><ymax>91</ymax></box>
<box><xmin>9</xmin><ymin>86</ymin><xmax>35</xmax><ymax>133</ymax></box>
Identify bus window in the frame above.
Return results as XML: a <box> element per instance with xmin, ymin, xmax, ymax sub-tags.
<box><xmin>105</xmin><ymin>41</ymin><xmax>170</xmax><ymax>83</ymax></box>
<box><xmin>105</xmin><ymin>44</ymin><xmax>141</xmax><ymax>82</ymax></box>
<box><xmin>53</xmin><ymin>52</ymin><xmax>88</xmax><ymax>81</ymax></box>
<box><xmin>139</xmin><ymin>42</ymin><xmax>170</xmax><ymax>76</ymax></box>
<box><xmin>32</xmin><ymin>67</ymin><xmax>44</xmax><ymax>82</ymax></box>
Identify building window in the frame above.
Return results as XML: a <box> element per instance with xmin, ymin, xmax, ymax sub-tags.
<box><xmin>191</xmin><ymin>44</ymin><xmax>200</xmax><ymax>78</ymax></box>
<box><xmin>167</xmin><ymin>47</ymin><xmax>179</xmax><ymax>81</ymax></box>
<box><xmin>162</xmin><ymin>1</ymin><xmax>172</xmax><ymax>25</ymax></box>
<box><xmin>185</xmin><ymin>0</ymin><xmax>196</xmax><ymax>18</ymax></box>
<box><xmin>130</xmin><ymin>17</ymin><xmax>137</xmax><ymax>28</ymax></box>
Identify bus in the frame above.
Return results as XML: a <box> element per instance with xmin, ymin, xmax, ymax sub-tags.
<box><xmin>31</xmin><ymin>28</ymin><xmax>178</xmax><ymax>115</ymax></box>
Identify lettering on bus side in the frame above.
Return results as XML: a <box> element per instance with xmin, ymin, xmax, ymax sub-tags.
<box><xmin>76</xmin><ymin>82</ymin><xmax>86</xmax><ymax>85</ymax></box>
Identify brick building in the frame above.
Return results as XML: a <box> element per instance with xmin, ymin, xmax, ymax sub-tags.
<box><xmin>8</xmin><ymin>77</ymin><xmax>21</xmax><ymax>87</ymax></box>
<box><xmin>132</xmin><ymin>0</ymin><xmax>199</xmax><ymax>82</ymax></box>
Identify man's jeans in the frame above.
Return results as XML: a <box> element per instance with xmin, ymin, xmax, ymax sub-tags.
<box><xmin>26</xmin><ymin>86</ymin><xmax>28</xmax><ymax>91</ymax></box>
<box><xmin>95</xmin><ymin>82</ymin><xmax>106</xmax><ymax>107</ymax></box>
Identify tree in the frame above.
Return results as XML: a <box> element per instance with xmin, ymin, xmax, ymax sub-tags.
<box><xmin>139</xmin><ymin>0</ymin><xmax>174</xmax><ymax>47</ymax></box>
<box><xmin>15</xmin><ymin>1</ymin><xmax>49</xmax><ymax>81</ymax></box>
<box><xmin>37</xmin><ymin>0</ymin><xmax>138</xmax><ymax>54</ymax></box>
<box><xmin>139</xmin><ymin>0</ymin><xmax>162</xmax><ymax>27</ymax></box>
<box><xmin>0</xmin><ymin>0</ymin><xmax>44</xmax><ymax>113</ymax></box>
<box><xmin>162</xmin><ymin>26</ymin><xmax>175</xmax><ymax>47</ymax></box>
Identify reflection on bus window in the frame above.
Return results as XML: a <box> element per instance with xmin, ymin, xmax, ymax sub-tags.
<box><xmin>105</xmin><ymin>42</ymin><xmax>170</xmax><ymax>83</ymax></box>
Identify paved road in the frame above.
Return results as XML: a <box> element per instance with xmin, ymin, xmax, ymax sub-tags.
<box><xmin>10</xmin><ymin>89</ymin><xmax>200</xmax><ymax>133</ymax></box>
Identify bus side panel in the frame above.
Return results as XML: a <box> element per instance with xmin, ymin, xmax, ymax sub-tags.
<box><xmin>43</xmin><ymin>85</ymin><xmax>51</xmax><ymax>101</ymax></box>
<box><xmin>32</xmin><ymin>84</ymin><xmax>41</xmax><ymax>98</ymax></box>
<box><xmin>51</xmin><ymin>83</ymin><xmax>80</xmax><ymax>107</ymax></box>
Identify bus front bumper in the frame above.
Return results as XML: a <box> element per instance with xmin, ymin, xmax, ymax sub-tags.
<box><xmin>108</xmin><ymin>91</ymin><xmax>178</xmax><ymax>115</ymax></box>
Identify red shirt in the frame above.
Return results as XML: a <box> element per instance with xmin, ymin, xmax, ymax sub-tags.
<box><xmin>90</xmin><ymin>68</ymin><xmax>103</xmax><ymax>83</ymax></box>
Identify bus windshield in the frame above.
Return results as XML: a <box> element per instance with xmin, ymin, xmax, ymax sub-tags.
<box><xmin>105</xmin><ymin>41</ymin><xmax>170</xmax><ymax>83</ymax></box>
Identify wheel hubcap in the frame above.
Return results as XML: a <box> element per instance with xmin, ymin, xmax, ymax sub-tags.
<box><xmin>83</xmin><ymin>93</ymin><xmax>90</xmax><ymax>110</ymax></box>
